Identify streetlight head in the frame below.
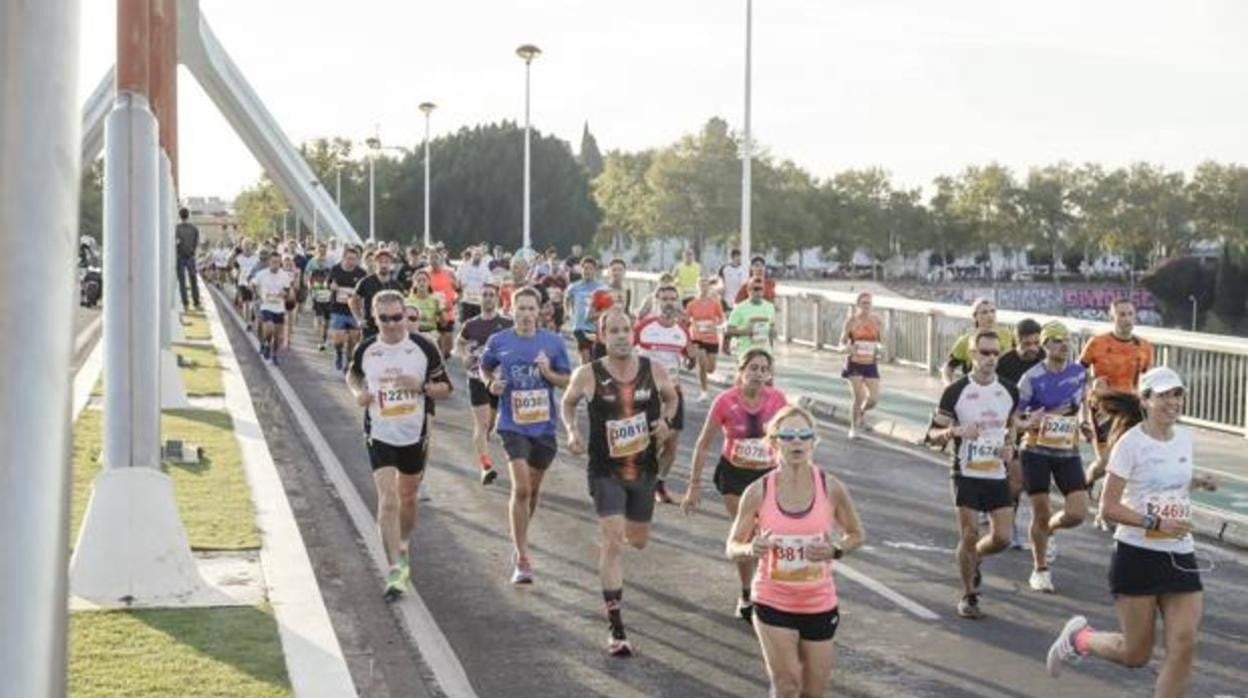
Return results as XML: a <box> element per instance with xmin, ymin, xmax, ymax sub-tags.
<box><xmin>365</xmin><ymin>136</ymin><xmax>381</xmax><ymax>150</ymax></box>
<box><xmin>516</xmin><ymin>44</ymin><xmax>542</xmax><ymax>62</ymax></box>
<box><xmin>419</xmin><ymin>102</ymin><xmax>437</xmax><ymax>115</ymax></box>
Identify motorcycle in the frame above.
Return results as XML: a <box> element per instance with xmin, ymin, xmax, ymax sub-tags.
<box><xmin>79</xmin><ymin>238</ymin><xmax>102</xmax><ymax>308</ymax></box>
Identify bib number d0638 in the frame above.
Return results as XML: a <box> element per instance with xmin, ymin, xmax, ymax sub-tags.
<box><xmin>511</xmin><ymin>389</ymin><xmax>551</xmax><ymax>425</ymax></box>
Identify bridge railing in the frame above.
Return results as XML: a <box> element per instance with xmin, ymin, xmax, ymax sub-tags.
<box><xmin>623</xmin><ymin>272</ymin><xmax>1248</xmax><ymax>437</ymax></box>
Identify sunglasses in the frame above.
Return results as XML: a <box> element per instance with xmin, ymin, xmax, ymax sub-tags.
<box><xmin>775</xmin><ymin>428</ymin><xmax>816</xmax><ymax>442</ymax></box>
<box><xmin>406</xmin><ymin>315</ymin><xmax>420</xmax><ymax>323</ymax></box>
<box><xmin>378</xmin><ymin>313</ymin><xmax>406</xmax><ymax>324</ymax></box>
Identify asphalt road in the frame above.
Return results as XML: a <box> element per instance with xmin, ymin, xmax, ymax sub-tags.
<box><xmin>245</xmin><ymin>307</ymin><xmax>1248</xmax><ymax>698</ymax></box>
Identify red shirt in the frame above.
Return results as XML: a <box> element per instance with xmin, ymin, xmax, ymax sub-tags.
<box><xmin>735</xmin><ymin>277</ymin><xmax>776</xmax><ymax>304</ymax></box>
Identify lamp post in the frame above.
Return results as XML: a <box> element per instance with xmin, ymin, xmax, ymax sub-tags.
<box><xmin>419</xmin><ymin>101</ymin><xmax>437</xmax><ymax>249</ymax></box>
<box><xmin>311</xmin><ymin>180</ymin><xmax>321</xmax><ymax>243</ymax></box>
<box><xmin>366</xmin><ymin>131</ymin><xmax>379</xmax><ymax>243</ymax></box>
<box><xmin>516</xmin><ymin>43</ymin><xmax>541</xmax><ymax>253</ymax></box>
<box><xmin>740</xmin><ymin>0</ymin><xmax>753</xmax><ymax>263</ymax></box>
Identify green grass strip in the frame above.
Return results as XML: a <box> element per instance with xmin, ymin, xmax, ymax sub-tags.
<box><xmin>71</xmin><ymin>409</ymin><xmax>260</xmax><ymax>550</ymax></box>
<box><xmin>70</xmin><ymin>605</ymin><xmax>292</xmax><ymax>697</ymax></box>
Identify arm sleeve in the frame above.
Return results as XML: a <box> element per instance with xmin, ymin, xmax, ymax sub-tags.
<box><xmin>551</xmin><ymin>339</ymin><xmax>572</xmax><ymax>373</ymax></box>
<box><xmin>1106</xmin><ymin>432</ymin><xmax>1135</xmax><ymax>480</ymax></box>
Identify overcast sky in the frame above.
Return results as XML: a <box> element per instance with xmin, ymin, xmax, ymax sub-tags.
<box><xmin>78</xmin><ymin>0</ymin><xmax>1248</xmax><ymax>200</ymax></box>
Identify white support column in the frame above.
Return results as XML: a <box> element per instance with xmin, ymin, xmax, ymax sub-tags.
<box><xmin>159</xmin><ymin>151</ymin><xmax>188</xmax><ymax>408</ymax></box>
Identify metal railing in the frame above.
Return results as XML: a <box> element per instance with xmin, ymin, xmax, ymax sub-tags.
<box><xmin>624</xmin><ymin>272</ymin><xmax>1248</xmax><ymax>437</ymax></box>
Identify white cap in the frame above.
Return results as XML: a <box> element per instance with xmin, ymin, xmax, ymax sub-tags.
<box><xmin>1139</xmin><ymin>366</ymin><xmax>1184</xmax><ymax>395</ymax></box>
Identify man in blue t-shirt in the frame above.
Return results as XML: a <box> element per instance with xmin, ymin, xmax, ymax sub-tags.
<box><xmin>1015</xmin><ymin>321</ymin><xmax>1089</xmax><ymax>594</ymax></box>
<box><xmin>479</xmin><ymin>287</ymin><xmax>572</xmax><ymax>585</ymax></box>
<box><xmin>564</xmin><ymin>257</ymin><xmax>608</xmax><ymax>364</ymax></box>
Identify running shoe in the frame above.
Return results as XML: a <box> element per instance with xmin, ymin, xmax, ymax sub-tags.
<box><xmin>654</xmin><ymin>481</ymin><xmax>674</xmax><ymax>504</ymax></box>
<box><xmin>510</xmin><ymin>556</ymin><xmax>533</xmax><ymax>585</ymax></box>
<box><xmin>397</xmin><ymin>553</ymin><xmax>411</xmax><ymax>586</ymax></box>
<box><xmin>270</xmin><ymin>352</ymin><xmax>279</xmax><ymax>366</ymax></box>
<box><xmin>956</xmin><ymin>594</ymin><xmax>983</xmax><ymax>620</ymax></box>
<box><xmin>383</xmin><ymin>564</ymin><xmax>406</xmax><ymax>601</ymax></box>
<box><xmin>1029</xmin><ymin>568</ymin><xmax>1055</xmax><ymax>593</ymax></box>
<box><xmin>735</xmin><ymin>597</ymin><xmax>754</xmax><ymax>623</ymax></box>
<box><xmin>697</xmin><ymin>391</ymin><xmax>710</xmax><ymax>404</ymax></box>
<box><xmin>419</xmin><ymin>482</ymin><xmax>432</xmax><ymax>502</ymax></box>
<box><xmin>607</xmin><ymin>636</ymin><xmax>634</xmax><ymax>657</ymax></box>
<box><xmin>318</xmin><ymin>343</ymin><xmax>326</xmax><ymax>352</ymax></box>
<box><xmin>846</xmin><ymin>427</ymin><xmax>858</xmax><ymax>441</ymax></box>
<box><xmin>260</xmin><ymin>342</ymin><xmax>271</xmax><ymax>360</ymax></box>
<box><xmin>481</xmin><ymin>468</ymin><xmax>498</xmax><ymax>486</ymax></box>
<box><xmin>1046</xmin><ymin>615</ymin><xmax>1088</xmax><ymax>677</ymax></box>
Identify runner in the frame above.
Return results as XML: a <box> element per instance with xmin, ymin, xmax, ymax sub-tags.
<box><xmin>717</xmin><ymin>248</ymin><xmax>748</xmax><ymax>313</ymax></box>
<box><xmin>307</xmin><ymin>261</ymin><xmax>333</xmax><ymax>352</ymax></box>
<box><xmin>456</xmin><ymin>246</ymin><xmax>494</xmax><ymax>323</ymax></box>
<box><xmin>726</xmin><ymin>404</ymin><xmax>864</xmax><ymax>698</ymax></box>
<box><xmin>347</xmin><ymin>291</ymin><xmax>452</xmax><ymax>600</ymax></box>
<box><xmin>561</xmin><ymin>306</ymin><xmax>680</xmax><ymax>656</ymax></box>
<box><xmin>1047</xmin><ymin>367</ymin><xmax>1217</xmax><ymax>696</ymax></box>
<box><xmin>231</xmin><ymin>239</ymin><xmax>260</xmax><ymax>329</ymax></box>
<box><xmin>605</xmin><ymin>258</ymin><xmax>632</xmax><ymax>312</ymax></box>
<box><xmin>328</xmin><ymin>246</ymin><xmax>368</xmax><ymax>372</ymax></box>
<box><xmin>565</xmin><ymin>257</ymin><xmax>608</xmax><ymax>364</ymax></box>
<box><xmin>683</xmin><ymin>347</ymin><xmax>789</xmax><ymax>621</ymax></box>
<box><xmin>1016</xmin><ymin>321</ymin><xmax>1089</xmax><ymax>593</ymax></box>
<box><xmin>406</xmin><ymin>269</ymin><xmax>447</xmax><ymax>346</ymax></box>
<box><xmin>352</xmin><ymin>248</ymin><xmax>406</xmax><ymax>338</ymax></box>
<box><xmin>634</xmin><ymin>284</ymin><xmax>693</xmax><ymax>504</ymax></box>
<box><xmin>942</xmin><ymin>298</ymin><xmax>1017</xmax><ymax>385</ymax></box>
<box><xmin>250</xmin><ymin>251</ymin><xmax>293</xmax><ymax>365</ymax></box>
<box><xmin>733</xmin><ymin>256</ymin><xmax>777</xmax><ymax>304</ymax></box>
<box><xmin>994</xmin><ymin>318</ymin><xmax>1045</xmax><ymax>549</ymax></box>
<box><xmin>427</xmin><ymin>252</ymin><xmax>459</xmax><ymax>357</ymax></box>
<box><xmin>838</xmin><ymin>291</ymin><xmax>883</xmax><ymax>440</ymax></box>
<box><xmin>455</xmin><ymin>282</ymin><xmax>513</xmax><ymax>485</ymax></box>
<box><xmin>479</xmin><ymin>287</ymin><xmax>573</xmax><ymax>584</ymax></box>
<box><xmin>672</xmin><ymin>248</ymin><xmax>702</xmax><ymax>307</ymax></box>
<box><xmin>927</xmin><ymin>330</ymin><xmax>1019</xmax><ymax>619</ymax></box>
<box><xmin>280</xmin><ymin>255</ymin><xmax>302</xmax><ymax>349</ymax></box>
<box><xmin>726</xmin><ymin>279</ymin><xmax>777</xmax><ymax>355</ymax></box>
<box><xmin>686</xmin><ymin>278</ymin><xmax>726</xmax><ymax>402</ymax></box>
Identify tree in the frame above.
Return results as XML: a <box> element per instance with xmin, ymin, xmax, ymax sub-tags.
<box><xmin>593</xmin><ymin>150</ymin><xmax>656</xmax><ymax>253</ymax></box>
<box><xmin>78</xmin><ymin>159</ymin><xmax>105</xmax><ymax>243</ymax></box>
<box><xmin>1017</xmin><ymin>163</ymin><xmax>1073</xmax><ymax>272</ymax></box>
<box><xmin>579</xmin><ymin>123</ymin><xmax>604</xmax><ymax>179</ymax></box>
<box><xmin>647</xmin><ymin>117</ymin><xmax>741</xmax><ymax>256</ymax></box>
<box><xmin>952</xmin><ymin>163</ymin><xmax>1022</xmax><ymax>277</ymax></box>
<box><xmin>233</xmin><ymin>176</ymin><xmax>287</xmax><ymax>238</ymax></box>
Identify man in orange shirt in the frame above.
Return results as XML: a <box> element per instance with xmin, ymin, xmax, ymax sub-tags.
<box><xmin>427</xmin><ymin>251</ymin><xmax>458</xmax><ymax>356</ymax></box>
<box><xmin>686</xmin><ymin>277</ymin><xmax>726</xmax><ymax>402</ymax></box>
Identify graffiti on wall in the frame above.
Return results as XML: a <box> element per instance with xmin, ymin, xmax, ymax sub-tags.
<box><xmin>925</xmin><ymin>286</ymin><xmax>1161</xmax><ymax>325</ymax></box>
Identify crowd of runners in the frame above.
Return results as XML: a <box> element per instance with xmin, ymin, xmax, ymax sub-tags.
<box><xmin>199</xmin><ymin>237</ymin><xmax>1214</xmax><ymax>698</ymax></box>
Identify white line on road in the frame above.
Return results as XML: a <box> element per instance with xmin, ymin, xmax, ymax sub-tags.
<box><xmin>835</xmin><ymin>561</ymin><xmax>941</xmax><ymax>621</ymax></box>
<box><xmin>213</xmin><ymin>290</ymin><xmax>479</xmax><ymax>698</ymax></box>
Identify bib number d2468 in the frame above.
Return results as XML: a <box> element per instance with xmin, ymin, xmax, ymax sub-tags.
<box><xmin>511</xmin><ymin>389</ymin><xmax>551</xmax><ymax>425</ymax></box>
<box><xmin>1037</xmin><ymin>415</ymin><xmax>1078</xmax><ymax>449</ymax></box>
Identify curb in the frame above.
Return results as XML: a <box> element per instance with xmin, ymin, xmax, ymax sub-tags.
<box><xmin>202</xmin><ymin>292</ymin><xmax>358</xmax><ymax>697</ymax></box>
<box><xmin>706</xmin><ymin>369</ymin><xmax>1248</xmax><ymax>551</ymax></box>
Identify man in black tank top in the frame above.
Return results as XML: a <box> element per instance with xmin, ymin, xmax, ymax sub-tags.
<box><xmin>562</xmin><ymin>307</ymin><xmax>679</xmax><ymax>658</ymax></box>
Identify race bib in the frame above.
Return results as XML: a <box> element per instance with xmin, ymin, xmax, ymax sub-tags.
<box><xmin>965</xmin><ymin>433</ymin><xmax>1004</xmax><ymax>472</ymax></box>
<box><xmin>335</xmin><ymin>287</ymin><xmax>355</xmax><ymax>303</ymax></box>
<box><xmin>1037</xmin><ymin>415</ymin><xmax>1079</xmax><ymax>449</ymax></box>
<box><xmin>376</xmin><ymin>379</ymin><xmax>422</xmax><ymax>420</ymax></box>
<box><xmin>312</xmin><ymin>288</ymin><xmax>332</xmax><ymax>303</ymax></box>
<box><xmin>463</xmin><ymin>287</ymin><xmax>483</xmax><ymax>305</ymax></box>
<box><xmin>852</xmin><ymin>340</ymin><xmax>877</xmax><ymax>362</ymax></box>
<box><xmin>264</xmin><ymin>290</ymin><xmax>286</xmax><ymax>305</ymax></box>
<box><xmin>1145</xmin><ymin>495</ymin><xmax>1192</xmax><ymax>539</ymax></box>
<box><xmin>751</xmin><ymin>321</ymin><xmax>771</xmax><ymax>344</ymax></box>
<box><xmin>511</xmin><ymin>389</ymin><xmax>551</xmax><ymax>425</ymax></box>
<box><xmin>695</xmin><ymin>320</ymin><xmax>717</xmax><ymax>336</ymax></box>
<box><xmin>606</xmin><ymin>413</ymin><xmax>650</xmax><ymax>459</ymax></box>
<box><xmin>770</xmin><ymin>534</ymin><xmax>827</xmax><ymax>583</ymax></box>
<box><xmin>731</xmin><ymin>438</ymin><xmax>772</xmax><ymax>468</ymax></box>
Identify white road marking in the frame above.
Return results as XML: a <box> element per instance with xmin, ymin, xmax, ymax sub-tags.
<box><xmin>836</xmin><ymin>561</ymin><xmax>941</xmax><ymax>621</ymax></box>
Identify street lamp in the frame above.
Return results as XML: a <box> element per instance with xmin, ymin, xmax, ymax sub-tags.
<box><xmin>419</xmin><ymin>101</ymin><xmax>437</xmax><ymax>249</ymax></box>
<box><xmin>310</xmin><ymin>180</ymin><xmax>321</xmax><ymax>243</ymax></box>
<box><xmin>366</xmin><ymin>131</ymin><xmax>380</xmax><ymax>243</ymax></box>
<box><xmin>740</xmin><ymin>0</ymin><xmax>753</xmax><ymax>263</ymax></box>
<box><xmin>516</xmin><ymin>43</ymin><xmax>541</xmax><ymax>254</ymax></box>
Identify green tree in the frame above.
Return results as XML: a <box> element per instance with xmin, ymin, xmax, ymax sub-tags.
<box><xmin>593</xmin><ymin>150</ymin><xmax>656</xmax><ymax>253</ymax></box>
<box><xmin>579</xmin><ymin>123</ymin><xmax>604</xmax><ymax>179</ymax></box>
<box><xmin>648</xmin><ymin>117</ymin><xmax>741</xmax><ymax>256</ymax></box>
<box><xmin>78</xmin><ymin>159</ymin><xmax>105</xmax><ymax>243</ymax></box>
<box><xmin>1017</xmin><ymin>163</ymin><xmax>1074</xmax><ymax>272</ymax></box>
<box><xmin>232</xmin><ymin>176</ymin><xmax>287</xmax><ymax>238</ymax></box>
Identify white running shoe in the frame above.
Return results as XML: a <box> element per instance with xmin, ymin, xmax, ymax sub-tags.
<box><xmin>1029</xmin><ymin>568</ymin><xmax>1055</xmax><ymax>593</ymax></box>
<box><xmin>847</xmin><ymin>427</ymin><xmax>858</xmax><ymax>441</ymax></box>
<box><xmin>1046</xmin><ymin>615</ymin><xmax>1088</xmax><ymax>677</ymax></box>
<box><xmin>510</xmin><ymin>556</ymin><xmax>533</xmax><ymax>585</ymax></box>
<box><xmin>418</xmin><ymin>482</ymin><xmax>432</xmax><ymax>502</ymax></box>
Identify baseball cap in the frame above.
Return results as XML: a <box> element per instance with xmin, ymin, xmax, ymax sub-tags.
<box><xmin>1139</xmin><ymin>367</ymin><xmax>1184</xmax><ymax>395</ymax></box>
<box><xmin>1040</xmin><ymin>321</ymin><xmax>1070</xmax><ymax>344</ymax></box>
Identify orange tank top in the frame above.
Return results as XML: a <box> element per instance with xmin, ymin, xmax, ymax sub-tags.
<box><xmin>846</xmin><ymin>316</ymin><xmax>881</xmax><ymax>364</ymax></box>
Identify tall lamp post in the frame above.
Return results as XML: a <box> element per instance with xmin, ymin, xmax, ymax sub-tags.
<box><xmin>516</xmin><ymin>43</ymin><xmax>541</xmax><ymax>254</ymax></box>
<box><xmin>365</xmin><ymin>131</ymin><xmax>379</xmax><ymax>243</ymax></box>
<box><xmin>419</xmin><ymin>101</ymin><xmax>437</xmax><ymax>249</ymax></box>
<box><xmin>740</xmin><ymin>0</ymin><xmax>753</xmax><ymax>263</ymax></box>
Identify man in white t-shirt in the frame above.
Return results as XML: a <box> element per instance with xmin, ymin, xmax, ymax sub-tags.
<box><xmin>456</xmin><ymin>246</ymin><xmax>494</xmax><ymax>323</ymax></box>
<box><xmin>347</xmin><ymin>290</ymin><xmax>453</xmax><ymax>600</ymax></box>
<box><xmin>250</xmin><ymin>251</ymin><xmax>293</xmax><ymax>365</ymax></box>
<box><xmin>634</xmin><ymin>284</ymin><xmax>692</xmax><ymax>504</ymax></box>
<box><xmin>717</xmin><ymin>248</ymin><xmax>748</xmax><ymax>312</ymax></box>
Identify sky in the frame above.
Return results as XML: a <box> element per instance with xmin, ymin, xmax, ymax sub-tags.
<box><xmin>78</xmin><ymin>0</ymin><xmax>1248</xmax><ymax>201</ymax></box>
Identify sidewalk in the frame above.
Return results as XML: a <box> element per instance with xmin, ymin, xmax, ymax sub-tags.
<box><xmin>712</xmin><ymin>341</ymin><xmax>1248</xmax><ymax>549</ymax></box>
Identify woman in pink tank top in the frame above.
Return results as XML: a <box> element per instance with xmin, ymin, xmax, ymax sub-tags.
<box><xmin>726</xmin><ymin>405</ymin><xmax>865</xmax><ymax>698</ymax></box>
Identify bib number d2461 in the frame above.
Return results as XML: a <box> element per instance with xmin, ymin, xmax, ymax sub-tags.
<box><xmin>511</xmin><ymin>389</ymin><xmax>551</xmax><ymax>425</ymax></box>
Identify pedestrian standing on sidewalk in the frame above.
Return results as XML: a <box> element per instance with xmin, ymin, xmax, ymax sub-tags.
<box><xmin>175</xmin><ymin>207</ymin><xmax>202</xmax><ymax>310</ymax></box>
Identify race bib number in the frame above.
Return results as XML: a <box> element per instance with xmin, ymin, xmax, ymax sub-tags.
<box><xmin>265</xmin><ymin>290</ymin><xmax>286</xmax><ymax>305</ymax></box>
<box><xmin>751</xmin><ymin>321</ymin><xmax>771</xmax><ymax>344</ymax></box>
<box><xmin>965</xmin><ymin>434</ymin><xmax>1003</xmax><ymax>472</ymax></box>
<box><xmin>769</xmin><ymin>534</ymin><xmax>826</xmax><ymax>583</ymax></box>
<box><xmin>377</xmin><ymin>379</ymin><xmax>422</xmax><ymax>420</ymax></box>
<box><xmin>335</xmin><ymin>287</ymin><xmax>355</xmax><ymax>303</ymax></box>
<box><xmin>852</xmin><ymin>341</ymin><xmax>877</xmax><ymax>362</ymax></box>
<box><xmin>731</xmin><ymin>438</ymin><xmax>772</xmax><ymax>468</ymax></box>
<box><xmin>606</xmin><ymin>413</ymin><xmax>650</xmax><ymax>459</ymax></box>
<box><xmin>695</xmin><ymin>320</ymin><xmax>717</xmax><ymax>336</ymax></box>
<box><xmin>1145</xmin><ymin>495</ymin><xmax>1192</xmax><ymax>539</ymax></box>
<box><xmin>511</xmin><ymin>389</ymin><xmax>551</xmax><ymax>425</ymax></box>
<box><xmin>1037</xmin><ymin>415</ymin><xmax>1079</xmax><ymax>449</ymax></box>
<box><xmin>463</xmin><ymin>287</ymin><xmax>483</xmax><ymax>305</ymax></box>
<box><xmin>312</xmin><ymin>288</ymin><xmax>332</xmax><ymax>303</ymax></box>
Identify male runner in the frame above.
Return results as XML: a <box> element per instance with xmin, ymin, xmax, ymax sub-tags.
<box><xmin>479</xmin><ymin>288</ymin><xmax>572</xmax><ymax>584</ymax></box>
<box><xmin>328</xmin><ymin>246</ymin><xmax>368</xmax><ymax>371</ymax></box>
<box><xmin>456</xmin><ymin>246</ymin><xmax>493</xmax><ymax>322</ymax></box>
<box><xmin>231</xmin><ymin>239</ymin><xmax>260</xmax><ymax>328</ymax></box>
<box><xmin>726</xmin><ymin>279</ymin><xmax>776</xmax><ymax>354</ymax></box>
<box><xmin>352</xmin><ymin>248</ymin><xmax>406</xmax><ymax>338</ymax></box>
<box><xmin>928</xmin><ymin>330</ymin><xmax>1019</xmax><ymax>619</ymax></box>
<box><xmin>347</xmin><ymin>291</ymin><xmax>452</xmax><ymax>599</ymax></box>
<box><xmin>672</xmin><ymin>248</ymin><xmax>702</xmax><ymax>307</ymax></box>
<box><xmin>943</xmin><ymin>298</ymin><xmax>1017</xmax><ymax>385</ymax></box>
<box><xmin>1016</xmin><ymin>322</ymin><xmax>1089</xmax><ymax>593</ymax></box>
<box><xmin>566</xmin><ymin>257</ymin><xmax>608</xmax><ymax>364</ymax></box>
<box><xmin>634</xmin><ymin>284</ymin><xmax>693</xmax><ymax>503</ymax></box>
<box><xmin>250</xmin><ymin>251</ymin><xmax>293</xmax><ymax>365</ymax></box>
<box><xmin>427</xmin><ymin>252</ymin><xmax>459</xmax><ymax>357</ymax></box>
<box><xmin>455</xmin><ymin>282</ymin><xmax>513</xmax><ymax>485</ymax></box>
<box><xmin>717</xmin><ymin>248</ymin><xmax>748</xmax><ymax>313</ymax></box>
<box><xmin>605</xmin><ymin>258</ymin><xmax>632</xmax><ymax>312</ymax></box>
<box><xmin>562</xmin><ymin>307</ymin><xmax>679</xmax><ymax>656</ymax></box>
<box><xmin>994</xmin><ymin>317</ymin><xmax>1045</xmax><ymax>548</ymax></box>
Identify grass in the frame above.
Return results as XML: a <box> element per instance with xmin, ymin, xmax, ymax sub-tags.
<box><xmin>71</xmin><ymin>409</ymin><xmax>260</xmax><ymax>550</ymax></box>
<box><xmin>70</xmin><ymin>605</ymin><xmax>292</xmax><ymax>697</ymax></box>
<box><xmin>91</xmin><ymin>343</ymin><xmax>223</xmax><ymax>398</ymax></box>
